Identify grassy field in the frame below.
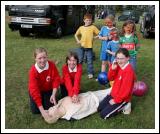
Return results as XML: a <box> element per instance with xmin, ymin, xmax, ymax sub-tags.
<box><xmin>5</xmin><ymin>14</ymin><xmax>155</xmax><ymax>130</ymax></box>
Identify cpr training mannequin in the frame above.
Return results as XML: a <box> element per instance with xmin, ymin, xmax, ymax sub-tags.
<box><xmin>44</xmin><ymin>88</ymin><xmax>111</xmax><ymax>124</ymax></box>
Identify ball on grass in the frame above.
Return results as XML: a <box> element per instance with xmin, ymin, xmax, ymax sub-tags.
<box><xmin>98</xmin><ymin>72</ymin><xmax>109</xmax><ymax>85</ymax></box>
<box><xmin>132</xmin><ymin>81</ymin><xmax>148</xmax><ymax>96</ymax></box>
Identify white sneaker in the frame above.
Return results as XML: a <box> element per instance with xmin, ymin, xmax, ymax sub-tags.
<box><xmin>122</xmin><ymin>102</ymin><xmax>131</xmax><ymax>115</ymax></box>
<box><xmin>88</xmin><ymin>74</ymin><xmax>93</xmax><ymax>79</ymax></box>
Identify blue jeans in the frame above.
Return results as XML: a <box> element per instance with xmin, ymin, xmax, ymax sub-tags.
<box><xmin>129</xmin><ymin>56</ymin><xmax>136</xmax><ymax>71</ymax></box>
<box><xmin>79</xmin><ymin>47</ymin><xmax>94</xmax><ymax>75</ymax></box>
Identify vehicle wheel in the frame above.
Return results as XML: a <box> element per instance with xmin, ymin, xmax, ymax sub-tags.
<box><xmin>55</xmin><ymin>25</ymin><xmax>63</xmax><ymax>38</ymax></box>
<box><xmin>143</xmin><ymin>28</ymin><xmax>149</xmax><ymax>38</ymax></box>
<box><xmin>19</xmin><ymin>29</ymin><xmax>30</xmax><ymax>37</ymax></box>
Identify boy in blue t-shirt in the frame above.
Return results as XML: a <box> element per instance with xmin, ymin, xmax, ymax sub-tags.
<box><xmin>106</xmin><ymin>28</ymin><xmax>120</xmax><ymax>63</ymax></box>
<box><xmin>97</xmin><ymin>15</ymin><xmax>115</xmax><ymax>72</ymax></box>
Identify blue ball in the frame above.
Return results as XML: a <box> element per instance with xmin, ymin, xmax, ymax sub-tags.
<box><xmin>98</xmin><ymin>72</ymin><xmax>109</xmax><ymax>85</ymax></box>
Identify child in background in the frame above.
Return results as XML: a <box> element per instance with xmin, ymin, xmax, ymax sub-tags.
<box><xmin>128</xmin><ymin>20</ymin><xmax>139</xmax><ymax>37</ymax></box>
<box><xmin>74</xmin><ymin>13</ymin><xmax>99</xmax><ymax>79</ymax></box>
<box><xmin>97</xmin><ymin>15</ymin><xmax>115</xmax><ymax>73</ymax></box>
<box><xmin>106</xmin><ymin>28</ymin><xmax>120</xmax><ymax>63</ymax></box>
<box><xmin>106</xmin><ymin>28</ymin><xmax>120</xmax><ymax>87</ymax></box>
<box><xmin>98</xmin><ymin>48</ymin><xmax>136</xmax><ymax>119</ymax></box>
<box><xmin>119</xmin><ymin>20</ymin><xmax>139</xmax><ymax>71</ymax></box>
<box><xmin>129</xmin><ymin>20</ymin><xmax>141</xmax><ymax>49</ymax></box>
<box><xmin>28</xmin><ymin>47</ymin><xmax>61</xmax><ymax>120</ymax></box>
<box><xmin>60</xmin><ymin>51</ymin><xmax>82</xmax><ymax>103</ymax></box>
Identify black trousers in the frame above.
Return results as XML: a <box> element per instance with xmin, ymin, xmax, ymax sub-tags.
<box><xmin>60</xmin><ymin>84</ymin><xmax>68</xmax><ymax>98</ymax></box>
<box><xmin>29</xmin><ymin>90</ymin><xmax>54</xmax><ymax>114</ymax></box>
<box><xmin>98</xmin><ymin>95</ymin><xmax>127</xmax><ymax>119</ymax></box>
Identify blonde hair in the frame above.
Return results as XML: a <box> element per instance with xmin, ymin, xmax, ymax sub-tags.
<box><xmin>45</xmin><ymin>103</ymin><xmax>66</xmax><ymax>124</ymax></box>
<box><xmin>110</xmin><ymin>28</ymin><xmax>119</xmax><ymax>35</ymax></box>
<box><xmin>105</xmin><ymin>14</ymin><xmax>115</xmax><ymax>22</ymax></box>
<box><xmin>45</xmin><ymin>106</ymin><xmax>60</xmax><ymax>124</ymax></box>
<box><xmin>34</xmin><ymin>47</ymin><xmax>48</xmax><ymax>58</ymax></box>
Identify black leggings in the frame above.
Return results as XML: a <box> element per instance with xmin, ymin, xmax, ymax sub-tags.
<box><xmin>29</xmin><ymin>90</ymin><xmax>54</xmax><ymax>114</ymax></box>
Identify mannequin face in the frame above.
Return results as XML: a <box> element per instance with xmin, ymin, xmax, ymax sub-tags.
<box><xmin>47</xmin><ymin>106</ymin><xmax>61</xmax><ymax>123</ymax></box>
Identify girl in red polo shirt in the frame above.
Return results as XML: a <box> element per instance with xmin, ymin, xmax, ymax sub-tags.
<box><xmin>60</xmin><ymin>51</ymin><xmax>82</xmax><ymax>103</ymax></box>
<box><xmin>28</xmin><ymin>47</ymin><xmax>61</xmax><ymax>120</ymax></box>
<box><xmin>98</xmin><ymin>48</ymin><xmax>136</xmax><ymax>119</ymax></box>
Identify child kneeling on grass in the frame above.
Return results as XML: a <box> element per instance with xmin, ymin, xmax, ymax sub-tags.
<box><xmin>60</xmin><ymin>51</ymin><xmax>82</xmax><ymax>102</ymax></box>
<box><xmin>28</xmin><ymin>47</ymin><xmax>61</xmax><ymax>120</ymax></box>
<box><xmin>98</xmin><ymin>48</ymin><xmax>136</xmax><ymax>119</ymax></box>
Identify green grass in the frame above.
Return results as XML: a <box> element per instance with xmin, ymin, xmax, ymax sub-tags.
<box><xmin>5</xmin><ymin>16</ymin><xmax>155</xmax><ymax>129</ymax></box>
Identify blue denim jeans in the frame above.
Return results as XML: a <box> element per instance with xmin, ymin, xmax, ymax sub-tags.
<box><xmin>129</xmin><ymin>56</ymin><xmax>136</xmax><ymax>71</ymax></box>
<box><xmin>79</xmin><ymin>47</ymin><xmax>94</xmax><ymax>75</ymax></box>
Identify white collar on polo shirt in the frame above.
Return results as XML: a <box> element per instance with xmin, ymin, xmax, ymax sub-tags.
<box><xmin>35</xmin><ymin>61</ymin><xmax>49</xmax><ymax>73</ymax></box>
<box><xmin>106</xmin><ymin>26</ymin><xmax>115</xmax><ymax>30</ymax></box>
<box><xmin>112</xmin><ymin>40</ymin><xmax>119</xmax><ymax>43</ymax></box>
<box><xmin>68</xmin><ymin>65</ymin><xmax>77</xmax><ymax>73</ymax></box>
<box><xmin>125</xmin><ymin>34</ymin><xmax>132</xmax><ymax>38</ymax></box>
<box><xmin>121</xmin><ymin>61</ymin><xmax>129</xmax><ymax>70</ymax></box>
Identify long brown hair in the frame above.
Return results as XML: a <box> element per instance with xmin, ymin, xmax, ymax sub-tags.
<box><xmin>121</xmin><ymin>20</ymin><xmax>136</xmax><ymax>36</ymax></box>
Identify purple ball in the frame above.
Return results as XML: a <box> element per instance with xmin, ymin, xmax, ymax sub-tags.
<box><xmin>132</xmin><ymin>81</ymin><xmax>148</xmax><ymax>96</ymax></box>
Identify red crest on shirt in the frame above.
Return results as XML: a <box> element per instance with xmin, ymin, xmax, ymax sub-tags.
<box><xmin>119</xmin><ymin>76</ymin><xmax>122</xmax><ymax>80</ymax></box>
<box><xmin>46</xmin><ymin>76</ymin><xmax>51</xmax><ymax>82</ymax></box>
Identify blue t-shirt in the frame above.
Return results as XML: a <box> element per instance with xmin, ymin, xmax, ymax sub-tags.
<box><xmin>107</xmin><ymin>40</ymin><xmax>120</xmax><ymax>63</ymax></box>
<box><xmin>99</xmin><ymin>26</ymin><xmax>113</xmax><ymax>52</ymax></box>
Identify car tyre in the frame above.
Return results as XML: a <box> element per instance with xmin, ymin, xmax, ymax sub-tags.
<box><xmin>143</xmin><ymin>28</ymin><xmax>149</xmax><ymax>38</ymax></box>
<box><xmin>55</xmin><ymin>25</ymin><xmax>63</xmax><ymax>38</ymax></box>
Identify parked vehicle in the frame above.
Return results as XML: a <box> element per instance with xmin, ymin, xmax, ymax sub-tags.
<box><xmin>140</xmin><ymin>6</ymin><xmax>155</xmax><ymax>38</ymax></box>
<box><xmin>8</xmin><ymin>5</ymin><xmax>95</xmax><ymax>38</ymax></box>
<box><xmin>118</xmin><ymin>10</ymin><xmax>140</xmax><ymax>23</ymax></box>
<box><xmin>5</xmin><ymin>5</ymin><xmax>9</xmax><ymax>11</ymax></box>
<box><xmin>98</xmin><ymin>9</ymin><xmax>115</xmax><ymax>19</ymax></box>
